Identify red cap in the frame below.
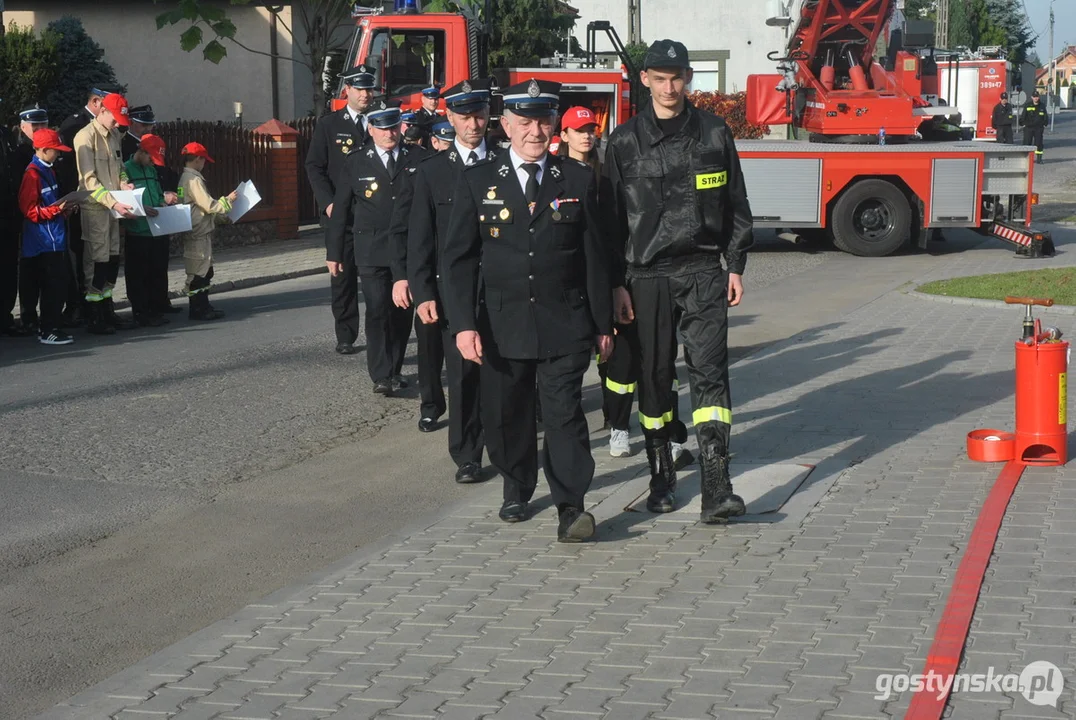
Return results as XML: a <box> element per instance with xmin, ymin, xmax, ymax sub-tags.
<box><xmin>561</xmin><ymin>106</ymin><xmax>597</xmax><ymax>131</ymax></box>
<box><xmin>139</xmin><ymin>134</ymin><xmax>167</xmax><ymax>166</ymax></box>
<box><xmin>33</xmin><ymin>128</ymin><xmax>73</xmax><ymax>152</ymax></box>
<box><xmin>101</xmin><ymin>93</ymin><xmax>130</xmax><ymax>126</ymax></box>
<box><xmin>181</xmin><ymin>142</ymin><xmax>214</xmax><ymax>163</ymax></box>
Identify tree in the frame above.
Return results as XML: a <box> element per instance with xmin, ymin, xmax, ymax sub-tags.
<box><xmin>0</xmin><ymin>23</ymin><xmax>60</xmax><ymax>128</ymax></box>
<box><xmin>424</xmin><ymin>0</ymin><xmax>579</xmax><ymax>67</ymax></box>
<box><xmin>44</xmin><ymin>16</ymin><xmax>125</xmax><ymax>123</ymax></box>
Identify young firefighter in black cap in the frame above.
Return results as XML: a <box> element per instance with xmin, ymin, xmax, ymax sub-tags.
<box><xmin>442</xmin><ymin>78</ymin><xmax>614</xmax><ymax>542</ymax></box>
<box><xmin>394</xmin><ymin>78</ymin><xmax>498</xmax><ymax>485</ymax></box>
<box><xmin>326</xmin><ymin>99</ymin><xmax>425</xmax><ymax>395</ymax></box>
<box><xmin>306</xmin><ymin>64</ymin><xmax>375</xmax><ymax>355</ymax></box>
<box><xmin>991</xmin><ymin>91</ymin><xmax>1014</xmax><ymax>144</ymax></box>
<box><xmin>1021</xmin><ymin>91</ymin><xmax>1047</xmax><ymax>164</ymax></box>
<box><xmin>602</xmin><ymin>39</ymin><xmax>754</xmax><ymax>524</ymax></box>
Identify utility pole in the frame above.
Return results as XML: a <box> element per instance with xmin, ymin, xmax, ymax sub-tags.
<box><xmin>936</xmin><ymin>0</ymin><xmax>949</xmax><ymax>49</ymax></box>
<box><xmin>1047</xmin><ymin>0</ymin><xmax>1055</xmax><ymax>130</ymax></box>
<box><xmin>627</xmin><ymin>0</ymin><xmax>640</xmax><ymax>45</ymax></box>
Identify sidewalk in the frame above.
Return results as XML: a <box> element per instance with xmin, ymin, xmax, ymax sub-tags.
<box><xmin>37</xmin><ymin>232</ymin><xmax>1076</xmax><ymax>719</ymax></box>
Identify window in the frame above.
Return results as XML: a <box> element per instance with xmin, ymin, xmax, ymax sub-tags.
<box><xmin>689</xmin><ymin>61</ymin><xmax>722</xmax><ymax>93</ymax></box>
<box><xmin>367</xmin><ymin>29</ymin><xmax>446</xmax><ymax>100</ymax></box>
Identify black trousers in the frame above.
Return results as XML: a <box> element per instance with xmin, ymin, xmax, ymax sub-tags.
<box><xmin>65</xmin><ymin>213</ymin><xmax>85</xmax><ymax>314</ymax></box>
<box><xmin>1024</xmin><ymin>126</ymin><xmax>1044</xmax><ymax>157</ymax></box>
<box><xmin>148</xmin><ymin>234</ymin><xmax>173</xmax><ymax>312</ymax></box>
<box><xmin>125</xmin><ymin>233</ymin><xmax>155</xmax><ymax>316</ymax></box>
<box><xmin>599</xmin><ymin>321</ymin><xmax>683</xmax><ymax>432</ymax></box>
<box><xmin>331</xmin><ymin>234</ymin><xmax>360</xmax><ymax>344</ymax></box>
<box><xmin>21</xmin><ymin>251</ymin><xmax>68</xmax><ymax>333</ymax></box>
<box><xmin>416</xmin><ymin>315</ymin><xmax>446</xmax><ymax>419</ymax></box>
<box><xmin>1</xmin><ymin>227</ymin><xmax>18</xmax><ymax>328</ymax></box>
<box><xmin>996</xmin><ymin>126</ymin><xmax>1013</xmax><ymax>144</ymax></box>
<box><xmin>627</xmin><ymin>269</ymin><xmax>732</xmax><ymax>452</ymax></box>
<box><xmin>444</xmin><ymin>320</ymin><xmax>483</xmax><ymax>467</ymax></box>
<box><xmin>357</xmin><ymin>265</ymin><xmax>412</xmax><ymax>383</ymax></box>
<box><xmin>19</xmin><ymin>256</ymin><xmax>41</xmax><ymax>324</ymax></box>
<box><xmin>482</xmin><ymin>348</ymin><xmax>593</xmax><ymax>510</ymax></box>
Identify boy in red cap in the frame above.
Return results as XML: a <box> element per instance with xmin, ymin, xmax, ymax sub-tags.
<box><xmin>123</xmin><ymin>134</ymin><xmax>177</xmax><ymax>327</ymax></box>
<box><xmin>73</xmin><ymin>92</ymin><xmax>138</xmax><ymax>334</ymax></box>
<box><xmin>178</xmin><ymin>142</ymin><xmax>236</xmax><ymax>320</ymax></box>
<box><xmin>18</xmin><ymin>129</ymin><xmax>77</xmax><ymax>345</ymax></box>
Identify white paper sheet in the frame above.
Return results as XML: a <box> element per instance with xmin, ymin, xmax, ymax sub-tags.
<box><xmin>109</xmin><ymin>188</ymin><xmax>146</xmax><ymax>218</ymax></box>
<box><xmin>227</xmin><ymin>180</ymin><xmax>262</xmax><ymax>223</ymax></box>
<box><xmin>147</xmin><ymin>204</ymin><xmax>193</xmax><ymax>237</ymax></box>
<box><xmin>50</xmin><ymin>190</ymin><xmax>92</xmax><ymax>207</ymax></box>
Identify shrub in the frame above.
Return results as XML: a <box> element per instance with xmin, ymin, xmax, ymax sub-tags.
<box><xmin>687</xmin><ymin>91</ymin><xmax>769</xmax><ymax>139</ymax></box>
<box><xmin>0</xmin><ymin>22</ymin><xmax>60</xmax><ymax>128</ymax></box>
<box><xmin>44</xmin><ymin>16</ymin><xmax>125</xmax><ymax>123</ymax></box>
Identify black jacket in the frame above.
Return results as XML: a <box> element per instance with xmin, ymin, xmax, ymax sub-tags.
<box><xmin>326</xmin><ymin>140</ymin><xmax>425</xmax><ymax>275</ymax></box>
<box><xmin>0</xmin><ymin>127</ymin><xmax>15</xmax><ymax>221</ymax></box>
<box><xmin>305</xmin><ymin>108</ymin><xmax>368</xmax><ymax>215</ymax></box>
<box><xmin>1022</xmin><ymin>100</ymin><xmax>1048</xmax><ymax>129</ymax></box>
<box><xmin>991</xmin><ymin>102</ymin><xmax>1014</xmax><ymax>128</ymax></box>
<box><xmin>601</xmin><ymin>100</ymin><xmax>753</xmax><ymax>281</ymax></box>
<box><xmin>401</xmin><ymin>143</ymin><xmax>499</xmax><ymax>310</ymax></box>
<box><xmin>57</xmin><ymin>107</ymin><xmax>95</xmax><ymax>194</ymax></box>
<box><xmin>442</xmin><ymin>152</ymin><xmax>613</xmax><ymax>360</ymax></box>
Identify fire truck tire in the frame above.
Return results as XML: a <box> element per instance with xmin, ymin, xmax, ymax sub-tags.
<box><xmin>830</xmin><ymin>179</ymin><xmax>911</xmax><ymax>257</ymax></box>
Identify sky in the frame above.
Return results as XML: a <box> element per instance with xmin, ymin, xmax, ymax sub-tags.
<box><xmin>1023</xmin><ymin>0</ymin><xmax>1074</xmax><ymax>63</ymax></box>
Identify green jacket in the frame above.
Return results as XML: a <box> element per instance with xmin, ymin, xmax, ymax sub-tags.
<box><xmin>122</xmin><ymin>159</ymin><xmax>166</xmax><ymax>237</ymax></box>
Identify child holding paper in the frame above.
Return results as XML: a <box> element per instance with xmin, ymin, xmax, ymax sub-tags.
<box><xmin>123</xmin><ymin>134</ymin><xmax>176</xmax><ymax>327</ymax></box>
<box><xmin>18</xmin><ymin>129</ymin><xmax>76</xmax><ymax>345</ymax></box>
<box><xmin>178</xmin><ymin>143</ymin><xmax>237</xmax><ymax>321</ymax></box>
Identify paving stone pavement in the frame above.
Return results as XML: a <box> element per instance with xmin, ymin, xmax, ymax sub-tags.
<box><xmin>37</xmin><ymin>233</ymin><xmax>1076</xmax><ymax>719</ymax></box>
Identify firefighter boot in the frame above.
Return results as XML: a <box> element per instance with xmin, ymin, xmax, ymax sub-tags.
<box><xmin>644</xmin><ymin>441</ymin><xmax>677</xmax><ymax>513</ymax></box>
<box><xmin>104</xmin><ymin>297</ymin><xmax>138</xmax><ymax>330</ymax></box>
<box><xmin>86</xmin><ymin>302</ymin><xmax>116</xmax><ymax>336</ymax></box>
<box><xmin>699</xmin><ymin>445</ymin><xmax>746</xmax><ymax>524</ymax></box>
<box><xmin>189</xmin><ymin>292</ymin><xmax>225</xmax><ymax>321</ymax></box>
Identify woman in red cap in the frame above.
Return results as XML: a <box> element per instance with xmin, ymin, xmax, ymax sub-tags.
<box><xmin>178</xmin><ymin>142</ymin><xmax>237</xmax><ymax>321</ymax></box>
<box><xmin>557</xmin><ymin>106</ymin><xmax>602</xmax><ymax>176</ymax></box>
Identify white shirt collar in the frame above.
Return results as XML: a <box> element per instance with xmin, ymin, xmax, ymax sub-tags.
<box><xmin>345</xmin><ymin>105</ymin><xmax>366</xmax><ymax>127</ymax></box>
<box><xmin>377</xmin><ymin>145</ymin><xmax>399</xmax><ymax>166</ymax></box>
<box><xmin>508</xmin><ymin>147</ymin><xmax>547</xmax><ymax>173</ymax></box>
<box><xmin>454</xmin><ymin>139</ymin><xmax>487</xmax><ymax>162</ymax></box>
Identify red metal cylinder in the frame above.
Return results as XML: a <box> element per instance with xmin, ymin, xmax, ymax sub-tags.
<box><xmin>820</xmin><ymin>65</ymin><xmax>836</xmax><ymax>91</ymax></box>
<box><xmin>848</xmin><ymin>65</ymin><xmax>869</xmax><ymax>91</ymax></box>
<box><xmin>1014</xmin><ymin>339</ymin><xmax>1069</xmax><ymax>466</ymax></box>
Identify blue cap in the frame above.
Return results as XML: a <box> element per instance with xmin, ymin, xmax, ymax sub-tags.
<box><xmin>422</xmin><ymin>85</ymin><xmax>441</xmax><ymax>99</ymax></box>
<box><xmin>400</xmin><ymin>111</ymin><xmax>418</xmax><ymax>124</ymax></box>
<box><xmin>341</xmin><ymin>64</ymin><xmax>377</xmax><ymax>90</ymax></box>
<box><xmin>366</xmin><ymin>99</ymin><xmax>402</xmax><ymax>129</ymax></box>
<box><xmin>431</xmin><ymin>121</ymin><xmax>455</xmax><ymax>141</ymax></box>
<box><xmin>443</xmin><ymin>78</ymin><xmax>491</xmax><ymax>114</ymax></box>
<box><xmin>19</xmin><ymin>104</ymin><xmax>48</xmax><ymax>124</ymax></box>
<box><xmin>501</xmin><ymin>78</ymin><xmax>560</xmax><ymax>117</ymax></box>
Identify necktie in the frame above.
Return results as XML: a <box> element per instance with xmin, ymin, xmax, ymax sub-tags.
<box><xmin>522</xmin><ymin>163</ymin><xmax>540</xmax><ymax>210</ymax></box>
<box><xmin>386</xmin><ymin>150</ymin><xmax>396</xmax><ymax>176</ymax></box>
<box><xmin>467</xmin><ymin>150</ymin><xmax>479</xmax><ymax>166</ymax></box>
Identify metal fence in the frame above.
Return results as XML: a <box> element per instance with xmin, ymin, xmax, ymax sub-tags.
<box><xmin>153</xmin><ymin>121</ymin><xmax>275</xmax><ymax>207</ymax></box>
<box><xmin>288</xmin><ymin>116</ymin><xmax>320</xmax><ymax>226</ymax></box>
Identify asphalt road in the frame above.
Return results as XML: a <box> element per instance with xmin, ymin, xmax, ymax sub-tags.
<box><xmin>0</xmin><ymin>230</ymin><xmax>993</xmax><ymax>719</ymax></box>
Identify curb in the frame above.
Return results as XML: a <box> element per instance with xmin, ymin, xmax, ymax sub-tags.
<box><xmin>905</xmin><ymin>287</ymin><xmax>1076</xmax><ymax>315</ymax></box>
<box><xmin>111</xmin><ymin>265</ymin><xmax>328</xmax><ymax>311</ymax></box>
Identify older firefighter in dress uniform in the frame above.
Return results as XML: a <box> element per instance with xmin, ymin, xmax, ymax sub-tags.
<box><xmin>442</xmin><ymin>79</ymin><xmax>614</xmax><ymax>543</ymax></box>
<box><xmin>397</xmin><ymin>78</ymin><xmax>497</xmax><ymax>485</ymax></box>
<box><xmin>307</xmin><ymin>65</ymin><xmax>376</xmax><ymax>355</ymax></box>
<box><xmin>327</xmin><ymin>100</ymin><xmax>425</xmax><ymax>395</ymax></box>
<box><xmin>73</xmin><ymin>92</ymin><xmax>139</xmax><ymax>335</ymax></box>
<box><xmin>602</xmin><ymin>40</ymin><xmax>754</xmax><ymax>524</ymax></box>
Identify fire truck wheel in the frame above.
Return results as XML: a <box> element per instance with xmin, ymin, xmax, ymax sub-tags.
<box><xmin>831</xmin><ymin>179</ymin><xmax>911</xmax><ymax>257</ymax></box>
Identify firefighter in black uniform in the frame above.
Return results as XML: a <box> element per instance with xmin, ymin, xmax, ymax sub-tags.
<box><xmin>602</xmin><ymin>40</ymin><xmax>754</xmax><ymax>524</ymax></box>
<box><xmin>413</xmin><ymin>84</ymin><xmax>442</xmax><ymax>127</ymax></box>
<box><xmin>1</xmin><ymin>100</ymin><xmax>30</xmax><ymax>336</ymax></box>
<box><xmin>991</xmin><ymin>92</ymin><xmax>1014</xmax><ymax>144</ymax></box>
<box><xmin>306</xmin><ymin>65</ymin><xmax>375</xmax><ymax>355</ymax></box>
<box><xmin>396</xmin><ymin>78</ymin><xmax>497</xmax><ymax>484</ymax></box>
<box><xmin>12</xmin><ymin>105</ymin><xmax>52</xmax><ymax>332</ymax></box>
<box><xmin>327</xmin><ymin>99</ymin><xmax>424</xmax><ymax>395</ymax></box>
<box><xmin>443</xmin><ymin>79</ymin><xmax>614</xmax><ymax>542</ymax></box>
<box><xmin>1022</xmin><ymin>91</ymin><xmax>1047</xmax><ymax>164</ymax></box>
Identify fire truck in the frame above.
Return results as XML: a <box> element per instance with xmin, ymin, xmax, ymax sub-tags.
<box><xmin>335</xmin><ymin>0</ymin><xmax>635</xmax><ymax>141</ymax></box>
<box><xmin>741</xmin><ymin>0</ymin><xmax>1051</xmax><ymax>257</ymax></box>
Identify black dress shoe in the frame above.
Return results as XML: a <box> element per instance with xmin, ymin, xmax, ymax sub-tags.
<box><xmin>392</xmin><ymin>374</ymin><xmax>409</xmax><ymax>389</ymax></box>
<box><xmin>557</xmin><ymin>506</ymin><xmax>596</xmax><ymax>543</ymax></box>
<box><xmin>156</xmin><ymin>305</ymin><xmax>184</xmax><ymax>315</ymax></box>
<box><xmin>1</xmin><ymin>324</ymin><xmax>34</xmax><ymax>337</ymax></box>
<box><xmin>373</xmin><ymin>379</ymin><xmax>393</xmax><ymax>396</ymax></box>
<box><xmin>335</xmin><ymin>342</ymin><xmax>358</xmax><ymax>355</ymax></box>
<box><xmin>418</xmin><ymin>416</ymin><xmax>437</xmax><ymax>432</ymax></box>
<box><xmin>455</xmin><ymin>462</ymin><xmax>482</xmax><ymax>484</ymax></box>
<box><xmin>498</xmin><ymin>500</ymin><xmax>527</xmax><ymax>523</ymax></box>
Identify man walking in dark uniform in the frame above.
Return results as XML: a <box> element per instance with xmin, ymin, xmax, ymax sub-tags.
<box><xmin>443</xmin><ymin>79</ymin><xmax>614</xmax><ymax>542</ymax></box>
<box><xmin>1021</xmin><ymin>91</ymin><xmax>1047</xmax><ymax>164</ymax></box>
<box><xmin>306</xmin><ymin>65</ymin><xmax>375</xmax><ymax>355</ymax></box>
<box><xmin>327</xmin><ymin>100</ymin><xmax>424</xmax><ymax>395</ymax></box>
<box><xmin>991</xmin><ymin>91</ymin><xmax>1014</xmax><ymax>144</ymax></box>
<box><xmin>399</xmin><ymin>78</ymin><xmax>497</xmax><ymax>484</ymax></box>
<box><xmin>602</xmin><ymin>40</ymin><xmax>754</xmax><ymax>524</ymax></box>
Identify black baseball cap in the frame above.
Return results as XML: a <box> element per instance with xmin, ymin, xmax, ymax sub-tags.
<box><xmin>642</xmin><ymin>39</ymin><xmax>692</xmax><ymax>71</ymax></box>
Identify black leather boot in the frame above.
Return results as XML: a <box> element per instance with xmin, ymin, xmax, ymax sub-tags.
<box><xmin>86</xmin><ymin>302</ymin><xmax>116</xmax><ymax>335</ymax></box>
<box><xmin>699</xmin><ymin>445</ymin><xmax>746</xmax><ymax>524</ymax></box>
<box><xmin>104</xmin><ymin>297</ymin><xmax>138</xmax><ymax>330</ymax></box>
<box><xmin>189</xmin><ymin>292</ymin><xmax>224</xmax><ymax>321</ymax></box>
<box><xmin>644</xmin><ymin>441</ymin><xmax>677</xmax><ymax>513</ymax></box>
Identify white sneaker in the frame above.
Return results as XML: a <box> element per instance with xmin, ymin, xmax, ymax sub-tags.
<box><xmin>609</xmin><ymin>429</ymin><xmax>631</xmax><ymax>457</ymax></box>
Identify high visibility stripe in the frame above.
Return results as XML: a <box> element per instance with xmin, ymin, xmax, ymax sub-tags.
<box><xmin>605</xmin><ymin>378</ymin><xmax>636</xmax><ymax>395</ymax></box>
<box><xmin>220</xmin><ymin>196</ymin><xmax>233</xmax><ymax>211</ymax></box>
<box><xmin>672</xmin><ymin>378</ymin><xmax>680</xmax><ymax>391</ymax></box>
<box><xmin>85</xmin><ymin>293</ymin><xmax>104</xmax><ymax>302</ymax></box>
<box><xmin>90</xmin><ymin>187</ymin><xmax>108</xmax><ymax>202</ymax></box>
<box><xmin>187</xmin><ymin>287</ymin><xmax>209</xmax><ymax>296</ymax></box>
<box><xmin>693</xmin><ymin>406</ymin><xmax>732</xmax><ymax>425</ymax></box>
<box><xmin>639</xmin><ymin>409</ymin><xmax>674</xmax><ymax>430</ymax></box>
<box><xmin>102</xmin><ymin>288</ymin><xmax>113</xmax><ymax>299</ymax></box>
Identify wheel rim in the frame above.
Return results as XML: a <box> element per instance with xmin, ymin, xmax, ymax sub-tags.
<box><xmin>852</xmin><ymin>197</ymin><xmax>896</xmax><ymax>241</ymax></box>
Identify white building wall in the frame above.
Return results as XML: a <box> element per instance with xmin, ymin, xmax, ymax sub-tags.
<box><xmin>571</xmin><ymin>0</ymin><xmax>788</xmax><ymax>93</ymax></box>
